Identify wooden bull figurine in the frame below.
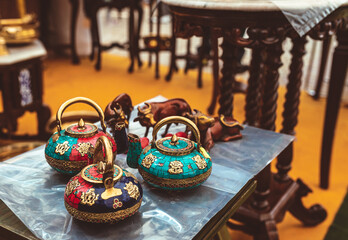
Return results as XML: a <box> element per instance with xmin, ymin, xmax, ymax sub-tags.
<box><xmin>104</xmin><ymin>93</ymin><xmax>133</xmax><ymax>127</ymax></box>
<box><xmin>134</xmin><ymin>98</ymin><xmax>191</xmax><ymax>137</ymax></box>
<box><xmin>185</xmin><ymin>111</ymin><xmax>243</xmax><ymax>151</ymax></box>
<box><xmin>184</xmin><ymin>109</ymin><xmax>215</xmax><ymax>144</ymax></box>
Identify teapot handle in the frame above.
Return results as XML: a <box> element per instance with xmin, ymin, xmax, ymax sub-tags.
<box><xmin>152</xmin><ymin>116</ymin><xmax>201</xmax><ymax>148</ymax></box>
<box><xmin>56</xmin><ymin>97</ymin><xmax>106</xmax><ymax>135</ymax></box>
<box><xmin>93</xmin><ymin>136</ymin><xmax>122</xmax><ymax>190</ymax></box>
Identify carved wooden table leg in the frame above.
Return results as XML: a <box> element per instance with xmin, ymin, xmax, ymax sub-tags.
<box><xmin>165</xmin><ymin>22</ymin><xmax>176</xmax><ymax>81</ymax></box>
<box><xmin>260</xmin><ymin>40</ymin><xmax>283</xmax><ymax>131</ymax></box>
<box><xmin>276</xmin><ymin>36</ymin><xmax>307</xmax><ymax>182</ymax></box>
<box><xmin>276</xmin><ymin>36</ymin><xmax>327</xmax><ymax>226</ymax></box>
<box><xmin>70</xmin><ymin>0</ymin><xmax>80</xmax><ymax>65</ymax></box>
<box><xmin>91</xmin><ymin>6</ymin><xmax>102</xmax><ymax>71</ymax></box>
<box><xmin>320</xmin><ymin>28</ymin><xmax>348</xmax><ymax>189</ymax></box>
<box><xmin>127</xmin><ymin>0</ymin><xmax>136</xmax><ymax>73</ymax></box>
<box><xmin>244</xmin><ymin>44</ymin><xmax>264</xmax><ymax>127</ymax></box>
<box><xmin>218</xmin><ymin>38</ymin><xmax>239</xmax><ymax>117</ymax></box>
<box><xmin>207</xmin><ymin>28</ymin><xmax>220</xmax><ymax>115</ymax></box>
<box><xmin>136</xmin><ymin>3</ymin><xmax>143</xmax><ymax>68</ymax></box>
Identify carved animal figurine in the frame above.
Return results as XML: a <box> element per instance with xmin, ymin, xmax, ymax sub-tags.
<box><xmin>104</xmin><ymin>93</ymin><xmax>133</xmax><ymax>127</ymax></box>
<box><xmin>134</xmin><ymin>98</ymin><xmax>191</xmax><ymax>137</ymax></box>
<box><xmin>204</xmin><ymin>115</ymin><xmax>244</xmax><ymax>151</ymax></box>
<box><xmin>184</xmin><ymin>109</ymin><xmax>215</xmax><ymax>144</ymax></box>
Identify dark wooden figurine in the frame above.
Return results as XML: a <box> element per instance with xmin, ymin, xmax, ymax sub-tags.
<box><xmin>134</xmin><ymin>98</ymin><xmax>192</xmax><ymax>137</ymax></box>
<box><xmin>104</xmin><ymin>93</ymin><xmax>133</xmax><ymax>127</ymax></box>
<box><xmin>185</xmin><ymin>110</ymin><xmax>243</xmax><ymax>151</ymax></box>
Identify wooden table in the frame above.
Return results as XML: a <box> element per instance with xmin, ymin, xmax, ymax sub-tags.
<box><xmin>162</xmin><ymin>0</ymin><xmax>348</xmax><ymax>239</ymax></box>
<box><xmin>0</xmin><ymin>40</ymin><xmax>51</xmax><ymax>139</ymax></box>
<box><xmin>0</xmin><ymin>97</ymin><xmax>293</xmax><ymax>240</ymax></box>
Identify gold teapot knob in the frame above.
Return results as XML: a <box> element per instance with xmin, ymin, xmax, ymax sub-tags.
<box><xmin>170</xmin><ymin>134</ymin><xmax>179</xmax><ymax>146</ymax></box>
<box><xmin>77</xmin><ymin>118</ymin><xmax>86</xmax><ymax>130</ymax></box>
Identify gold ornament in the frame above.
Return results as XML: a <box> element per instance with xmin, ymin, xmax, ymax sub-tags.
<box><xmin>168</xmin><ymin>161</ymin><xmax>183</xmax><ymax>174</ymax></box>
<box><xmin>192</xmin><ymin>155</ymin><xmax>207</xmax><ymax>170</ymax></box>
<box><xmin>65</xmin><ymin>179</ymin><xmax>80</xmax><ymax>196</ymax></box>
<box><xmin>75</xmin><ymin>142</ymin><xmax>91</xmax><ymax>156</ymax></box>
<box><xmin>81</xmin><ymin>188</ymin><xmax>99</xmax><ymax>206</ymax></box>
<box><xmin>55</xmin><ymin>141</ymin><xmax>70</xmax><ymax>155</ymax></box>
<box><xmin>124</xmin><ymin>182</ymin><xmax>140</xmax><ymax>200</ymax></box>
<box><xmin>141</xmin><ymin>153</ymin><xmax>156</xmax><ymax>169</ymax></box>
<box><xmin>113</xmin><ymin>198</ymin><xmax>123</xmax><ymax>209</ymax></box>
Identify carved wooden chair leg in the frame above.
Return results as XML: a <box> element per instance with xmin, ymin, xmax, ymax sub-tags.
<box><xmin>91</xmin><ymin>8</ymin><xmax>102</xmax><ymax>71</ymax></box>
<box><xmin>155</xmin><ymin>2</ymin><xmax>162</xmax><ymax>79</ymax></box>
<box><xmin>127</xmin><ymin>1</ymin><xmax>136</xmax><ymax>73</ymax></box>
<box><xmin>136</xmin><ymin>5</ymin><xmax>143</xmax><ymax>68</ymax></box>
<box><xmin>148</xmin><ymin>0</ymin><xmax>154</xmax><ymax>67</ymax></box>
<box><xmin>70</xmin><ymin>0</ymin><xmax>80</xmax><ymax>64</ymax></box>
<box><xmin>197</xmin><ymin>31</ymin><xmax>209</xmax><ymax>88</ymax></box>
<box><xmin>184</xmin><ymin>38</ymin><xmax>192</xmax><ymax>74</ymax></box>
<box><xmin>207</xmin><ymin>29</ymin><xmax>220</xmax><ymax>115</ymax></box>
<box><xmin>89</xmin><ymin>12</ymin><xmax>97</xmax><ymax>61</ymax></box>
<box><xmin>165</xmin><ymin>21</ymin><xmax>176</xmax><ymax>81</ymax></box>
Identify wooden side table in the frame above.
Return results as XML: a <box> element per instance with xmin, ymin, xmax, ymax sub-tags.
<box><xmin>163</xmin><ymin>0</ymin><xmax>348</xmax><ymax>239</ymax></box>
<box><xmin>0</xmin><ymin>40</ymin><xmax>51</xmax><ymax>139</ymax></box>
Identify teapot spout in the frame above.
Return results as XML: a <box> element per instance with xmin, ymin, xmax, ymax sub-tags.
<box><xmin>126</xmin><ymin>133</ymin><xmax>142</xmax><ymax>168</ymax></box>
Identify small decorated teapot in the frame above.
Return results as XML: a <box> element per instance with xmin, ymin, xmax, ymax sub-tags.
<box><xmin>127</xmin><ymin>116</ymin><xmax>212</xmax><ymax>190</ymax></box>
<box><xmin>64</xmin><ymin>136</ymin><xmax>143</xmax><ymax>223</ymax></box>
<box><xmin>45</xmin><ymin>97</ymin><xmax>117</xmax><ymax>175</ymax></box>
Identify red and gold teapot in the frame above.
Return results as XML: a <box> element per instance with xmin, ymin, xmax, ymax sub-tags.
<box><xmin>64</xmin><ymin>136</ymin><xmax>143</xmax><ymax>223</ymax></box>
<box><xmin>45</xmin><ymin>97</ymin><xmax>117</xmax><ymax>175</ymax></box>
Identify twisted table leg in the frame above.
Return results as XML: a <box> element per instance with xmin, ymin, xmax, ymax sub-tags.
<box><xmin>218</xmin><ymin>38</ymin><xmax>239</xmax><ymax>117</ymax></box>
<box><xmin>276</xmin><ymin>36</ymin><xmax>327</xmax><ymax>226</ymax></box>
<box><xmin>252</xmin><ymin>39</ymin><xmax>284</xmax><ymax>212</ymax></box>
<box><xmin>260</xmin><ymin>40</ymin><xmax>283</xmax><ymax>131</ymax></box>
<box><xmin>276</xmin><ymin>36</ymin><xmax>307</xmax><ymax>182</ymax></box>
<box><xmin>244</xmin><ymin>46</ymin><xmax>265</xmax><ymax>127</ymax></box>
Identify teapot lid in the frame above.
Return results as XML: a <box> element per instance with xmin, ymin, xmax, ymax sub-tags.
<box><xmin>155</xmin><ymin>134</ymin><xmax>195</xmax><ymax>156</ymax></box>
<box><xmin>81</xmin><ymin>163</ymin><xmax>123</xmax><ymax>184</ymax></box>
<box><xmin>65</xmin><ymin>118</ymin><xmax>98</xmax><ymax>138</ymax></box>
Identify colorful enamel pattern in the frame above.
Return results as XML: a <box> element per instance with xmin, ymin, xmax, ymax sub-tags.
<box><xmin>45</xmin><ymin>97</ymin><xmax>117</xmax><ymax>175</ymax></box>
<box><xmin>64</xmin><ymin>136</ymin><xmax>143</xmax><ymax>223</ymax></box>
<box><xmin>127</xmin><ymin>116</ymin><xmax>212</xmax><ymax>190</ymax></box>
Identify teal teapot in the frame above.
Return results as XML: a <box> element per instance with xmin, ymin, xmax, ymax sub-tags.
<box><xmin>127</xmin><ymin>116</ymin><xmax>212</xmax><ymax>190</ymax></box>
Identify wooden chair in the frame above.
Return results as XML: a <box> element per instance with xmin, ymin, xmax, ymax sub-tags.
<box><xmin>70</xmin><ymin>0</ymin><xmax>143</xmax><ymax>71</ymax></box>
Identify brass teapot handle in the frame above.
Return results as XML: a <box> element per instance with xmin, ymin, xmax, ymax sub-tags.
<box><xmin>152</xmin><ymin>116</ymin><xmax>201</xmax><ymax>148</ymax></box>
<box><xmin>93</xmin><ymin>136</ymin><xmax>122</xmax><ymax>190</ymax></box>
<box><xmin>56</xmin><ymin>97</ymin><xmax>106</xmax><ymax>135</ymax></box>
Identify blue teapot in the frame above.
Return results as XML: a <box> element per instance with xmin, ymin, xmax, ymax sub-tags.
<box><xmin>127</xmin><ymin>116</ymin><xmax>212</xmax><ymax>190</ymax></box>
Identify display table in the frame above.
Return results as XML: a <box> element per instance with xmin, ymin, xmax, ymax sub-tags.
<box><xmin>0</xmin><ymin>96</ymin><xmax>293</xmax><ymax>239</ymax></box>
<box><xmin>162</xmin><ymin>0</ymin><xmax>348</xmax><ymax>238</ymax></box>
<box><xmin>0</xmin><ymin>40</ymin><xmax>51</xmax><ymax>139</ymax></box>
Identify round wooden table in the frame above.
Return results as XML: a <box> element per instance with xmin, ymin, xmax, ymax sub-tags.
<box><xmin>162</xmin><ymin>0</ymin><xmax>348</xmax><ymax>239</ymax></box>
